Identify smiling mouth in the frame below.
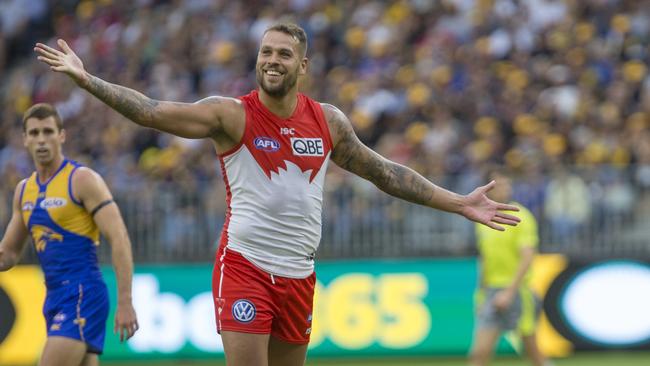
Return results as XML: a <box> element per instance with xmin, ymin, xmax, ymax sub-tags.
<box><xmin>264</xmin><ymin>69</ymin><xmax>283</xmax><ymax>77</ymax></box>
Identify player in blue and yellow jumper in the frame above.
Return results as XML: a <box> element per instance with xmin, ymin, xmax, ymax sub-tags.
<box><xmin>0</xmin><ymin>104</ymin><xmax>138</xmax><ymax>366</ymax></box>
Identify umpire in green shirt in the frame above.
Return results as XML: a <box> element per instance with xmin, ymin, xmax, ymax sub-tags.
<box><xmin>469</xmin><ymin>167</ymin><xmax>550</xmax><ymax>366</ymax></box>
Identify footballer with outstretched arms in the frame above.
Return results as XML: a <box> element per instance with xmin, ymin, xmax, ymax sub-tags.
<box><xmin>35</xmin><ymin>23</ymin><xmax>519</xmax><ymax>366</ymax></box>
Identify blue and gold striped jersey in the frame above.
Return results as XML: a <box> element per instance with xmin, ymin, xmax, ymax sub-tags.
<box><xmin>20</xmin><ymin>159</ymin><xmax>102</xmax><ymax>288</ymax></box>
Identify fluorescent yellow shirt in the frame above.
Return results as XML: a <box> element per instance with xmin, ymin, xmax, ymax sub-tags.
<box><xmin>475</xmin><ymin>202</ymin><xmax>538</xmax><ymax>288</ymax></box>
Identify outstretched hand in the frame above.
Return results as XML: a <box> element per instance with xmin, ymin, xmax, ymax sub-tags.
<box><xmin>34</xmin><ymin>39</ymin><xmax>88</xmax><ymax>86</ymax></box>
<box><xmin>460</xmin><ymin>180</ymin><xmax>520</xmax><ymax>231</ymax></box>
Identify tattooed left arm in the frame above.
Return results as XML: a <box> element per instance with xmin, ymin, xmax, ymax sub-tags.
<box><xmin>323</xmin><ymin>104</ymin><xmax>520</xmax><ymax>230</ymax></box>
<box><xmin>324</xmin><ymin>104</ymin><xmax>463</xmax><ymax>212</ymax></box>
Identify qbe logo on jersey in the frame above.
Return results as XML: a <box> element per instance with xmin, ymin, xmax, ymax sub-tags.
<box><xmin>232</xmin><ymin>299</ymin><xmax>256</xmax><ymax>323</ymax></box>
<box><xmin>291</xmin><ymin>137</ymin><xmax>324</xmax><ymax>156</ymax></box>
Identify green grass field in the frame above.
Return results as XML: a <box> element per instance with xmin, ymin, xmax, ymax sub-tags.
<box><xmin>100</xmin><ymin>351</ymin><xmax>650</xmax><ymax>366</ymax></box>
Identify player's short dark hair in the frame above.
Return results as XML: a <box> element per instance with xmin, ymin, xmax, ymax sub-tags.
<box><xmin>264</xmin><ymin>23</ymin><xmax>308</xmax><ymax>57</ymax></box>
<box><xmin>22</xmin><ymin>103</ymin><xmax>63</xmax><ymax>132</ymax></box>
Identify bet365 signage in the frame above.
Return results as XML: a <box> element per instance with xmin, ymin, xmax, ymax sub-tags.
<box><xmin>4</xmin><ymin>258</ymin><xmax>650</xmax><ymax>364</ymax></box>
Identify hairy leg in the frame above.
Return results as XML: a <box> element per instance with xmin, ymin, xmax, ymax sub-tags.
<box><xmin>221</xmin><ymin>331</ymin><xmax>270</xmax><ymax>366</ymax></box>
<box><xmin>268</xmin><ymin>335</ymin><xmax>308</xmax><ymax>366</ymax></box>
<box><xmin>39</xmin><ymin>336</ymin><xmax>87</xmax><ymax>366</ymax></box>
<box><xmin>80</xmin><ymin>352</ymin><xmax>99</xmax><ymax>366</ymax></box>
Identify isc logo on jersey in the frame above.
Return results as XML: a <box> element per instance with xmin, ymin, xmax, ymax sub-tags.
<box><xmin>291</xmin><ymin>138</ymin><xmax>324</xmax><ymax>156</ymax></box>
<box><xmin>254</xmin><ymin>137</ymin><xmax>280</xmax><ymax>152</ymax></box>
<box><xmin>40</xmin><ymin>197</ymin><xmax>67</xmax><ymax>209</ymax></box>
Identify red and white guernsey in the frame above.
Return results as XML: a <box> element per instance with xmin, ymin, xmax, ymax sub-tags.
<box><xmin>217</xmin><ymin>90</ymin><xmax>333</xmax><ymax>278</ymax></box>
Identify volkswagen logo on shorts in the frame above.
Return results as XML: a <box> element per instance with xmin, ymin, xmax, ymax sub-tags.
<box><xmin>232</xmin><ymin>299</ymin><xmax>256</xmax><ymax>323</ymax></box>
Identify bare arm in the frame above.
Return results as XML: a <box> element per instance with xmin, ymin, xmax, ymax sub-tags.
<box><xmin>73</xmin><ymin>168</ymin><xmax>138</xmax><ymax>342</ymax></box>
<box><xmin>508</xmin><ymin>246</ymin><xmax>536</xmax><ymax>291</ymax></box>
<box><xmin>323</xmin><ymin>103</ymin><xmax>520</xmax><ymax>231</ymax></box>
<box><xmin>81</xmin><ymin>76</ymin><xmax>231</xmax><ymax>138</ymax></box>
<box><xmin>35</xmin><ymin>39</ymin><xmax>242</xmax><ymax>140</ymax></box>
<box><xmin>0</xmin><ymin>181</ymin><xmax>29</xmax><ymax>271</ymax></box>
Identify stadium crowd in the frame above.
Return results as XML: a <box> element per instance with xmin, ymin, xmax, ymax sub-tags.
<box><xmin>1</xmin><ymin>0</ymin><xmax>649</xmax><ymax>257</ymax></box>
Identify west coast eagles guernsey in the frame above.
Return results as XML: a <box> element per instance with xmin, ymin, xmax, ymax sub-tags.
<box><xmin>20</xmin><ymin>159</ymin><xmax>102</xmax><ymax>288</ymax></box>
<box><xmin>218</xmin><ymin>90</ymin><xmax>333</xmax><ymax>278</ymax></box>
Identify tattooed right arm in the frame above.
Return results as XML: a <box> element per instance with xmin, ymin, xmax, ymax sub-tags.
<box><xmin>35</xmin><ymin>39</ymin><xmax>240</xmax><ymax>139</ymax></box>
<box><xmin>83</xmin><ymin>75</ymin><xmax>158</xmax><ymax>128</ymax></box>
<box><xmin>82</xmin><ymin>74</ymin><xmax>233</xmax><ymax>139</ymax></box>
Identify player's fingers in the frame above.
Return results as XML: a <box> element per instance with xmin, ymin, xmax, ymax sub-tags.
<box><xmin>36</xmin><ymin>56</ymin><xmax>59</xmax><ymax>66</ymax></box>
<box><xmin>484</xmin><ymin>221</ymin><xmax>505</xmax><ymax>231</ymax></box>
<box><xmin>129</xmin><ymin>322</ymin><xmax>139</xmax><ymax>338</ymax></box>
<box><xmin>117</xmin><ymin>322</ymin><xmax>125</xmax><ymax>341</ymax></box>
<box><xmin>39</xmin><ymin>57</ymin><xmax>64</xmax><ymax>68</ymax></box>
<box><xmin>118</xmin><ymin>322</ymin><xmax>136</xmax><ymax>340</ymax></box>
<box><xmin>495</xmin><ymin>211</ymin><xmax>520</xmax><ymax>222</ymax></box>
<box><xmin>496</xmin><ymin>218</ymin><xmax>519</xmax><ymax>226</ymax></box>
<box><xmin>34</xmin><ymin>46</ymin><xmax>61</xmax><ymax>60</ymax></box>
<box><xmin>35</xmin><ymin>42</ymin><xmax>65</xmax><ymax>57</ymax></box>
<box><xmin>57</xmin><ymin>39</ymin><xmax>74</xmax><ymax>54</ymax></box>
<box><xmin>497</xmin><ymin>202</ymin><xmax>520</xmax><ymax>212</ymax></box>
<box><xmin>481</xmin><ymin>180</ymin><xmax>496</xmax><ymax>192</ymax></box>
<box><xmin>491</xmin><ymin>216</ymin><xmax>519</xmax><ymax>226</ymax></box>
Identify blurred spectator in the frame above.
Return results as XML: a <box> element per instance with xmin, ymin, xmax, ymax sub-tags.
<box><xmin>544</xmin><ymin>166</ymin><xmax>591</xmax><ymax>246</ymax></box>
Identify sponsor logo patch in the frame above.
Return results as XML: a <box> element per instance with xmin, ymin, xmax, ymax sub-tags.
<box><xmin>40</xmin><ymin>197</ymin><xmax>67</xmax><ymax>209</ymax></box>
<box><xmin>22</xmin><ymin>201</ymin><xmax>34</xmax><ymax>211</ymax></box>
<box><xmin>254</xmin><ymin>137</ymin><xmax>280</xmax><ymax>152</ymax></box>
<box><xmin>280</xmin><ymin>127</ymin><xmax>295</xmax><ymax>135</ymax></box>
<box><xmin>232</xmin><ymin>299</ymin><xmax>256</xmax><ymax>323</ymax></box>
<box><xmin>291</xmin><ymin>137</ymin><xmax>324</xmax><ymax>156</ymax></box>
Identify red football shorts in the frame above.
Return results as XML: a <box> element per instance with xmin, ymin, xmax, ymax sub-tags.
<box><xmin>212</xmin><ymin>246</ymin><xmax>316</xmax><ymax>344</ymax></box>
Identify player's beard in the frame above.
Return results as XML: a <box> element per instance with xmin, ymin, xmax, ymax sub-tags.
<box><xmin>256</xmin><ymin>66</ymin><xmax>299</xmax><ymax>98</ymax></box>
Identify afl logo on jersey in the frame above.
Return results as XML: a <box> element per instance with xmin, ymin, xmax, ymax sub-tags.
<box><xmin>40</xmin><ymin>197</ymin><xmax>67</xmax><ymax>209</ymax></box>
<box><xmin>232</xmin><ymin>299</ymin><xmax>256</xmax><ymax>323</ymax></box>
<box><xmin>254</xmin><ymin>137</ymin><xmax>280</xmax><ymax>152</ymax></box>
<box><xmin>22</xmin><ymin>201</ymin><xmax>35</xmax><ymax>211</ymax></box>
<box><xmin>291</xmin><ymin>137</ymin><xmax>324</xmax><ymax>156</ymax></box>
